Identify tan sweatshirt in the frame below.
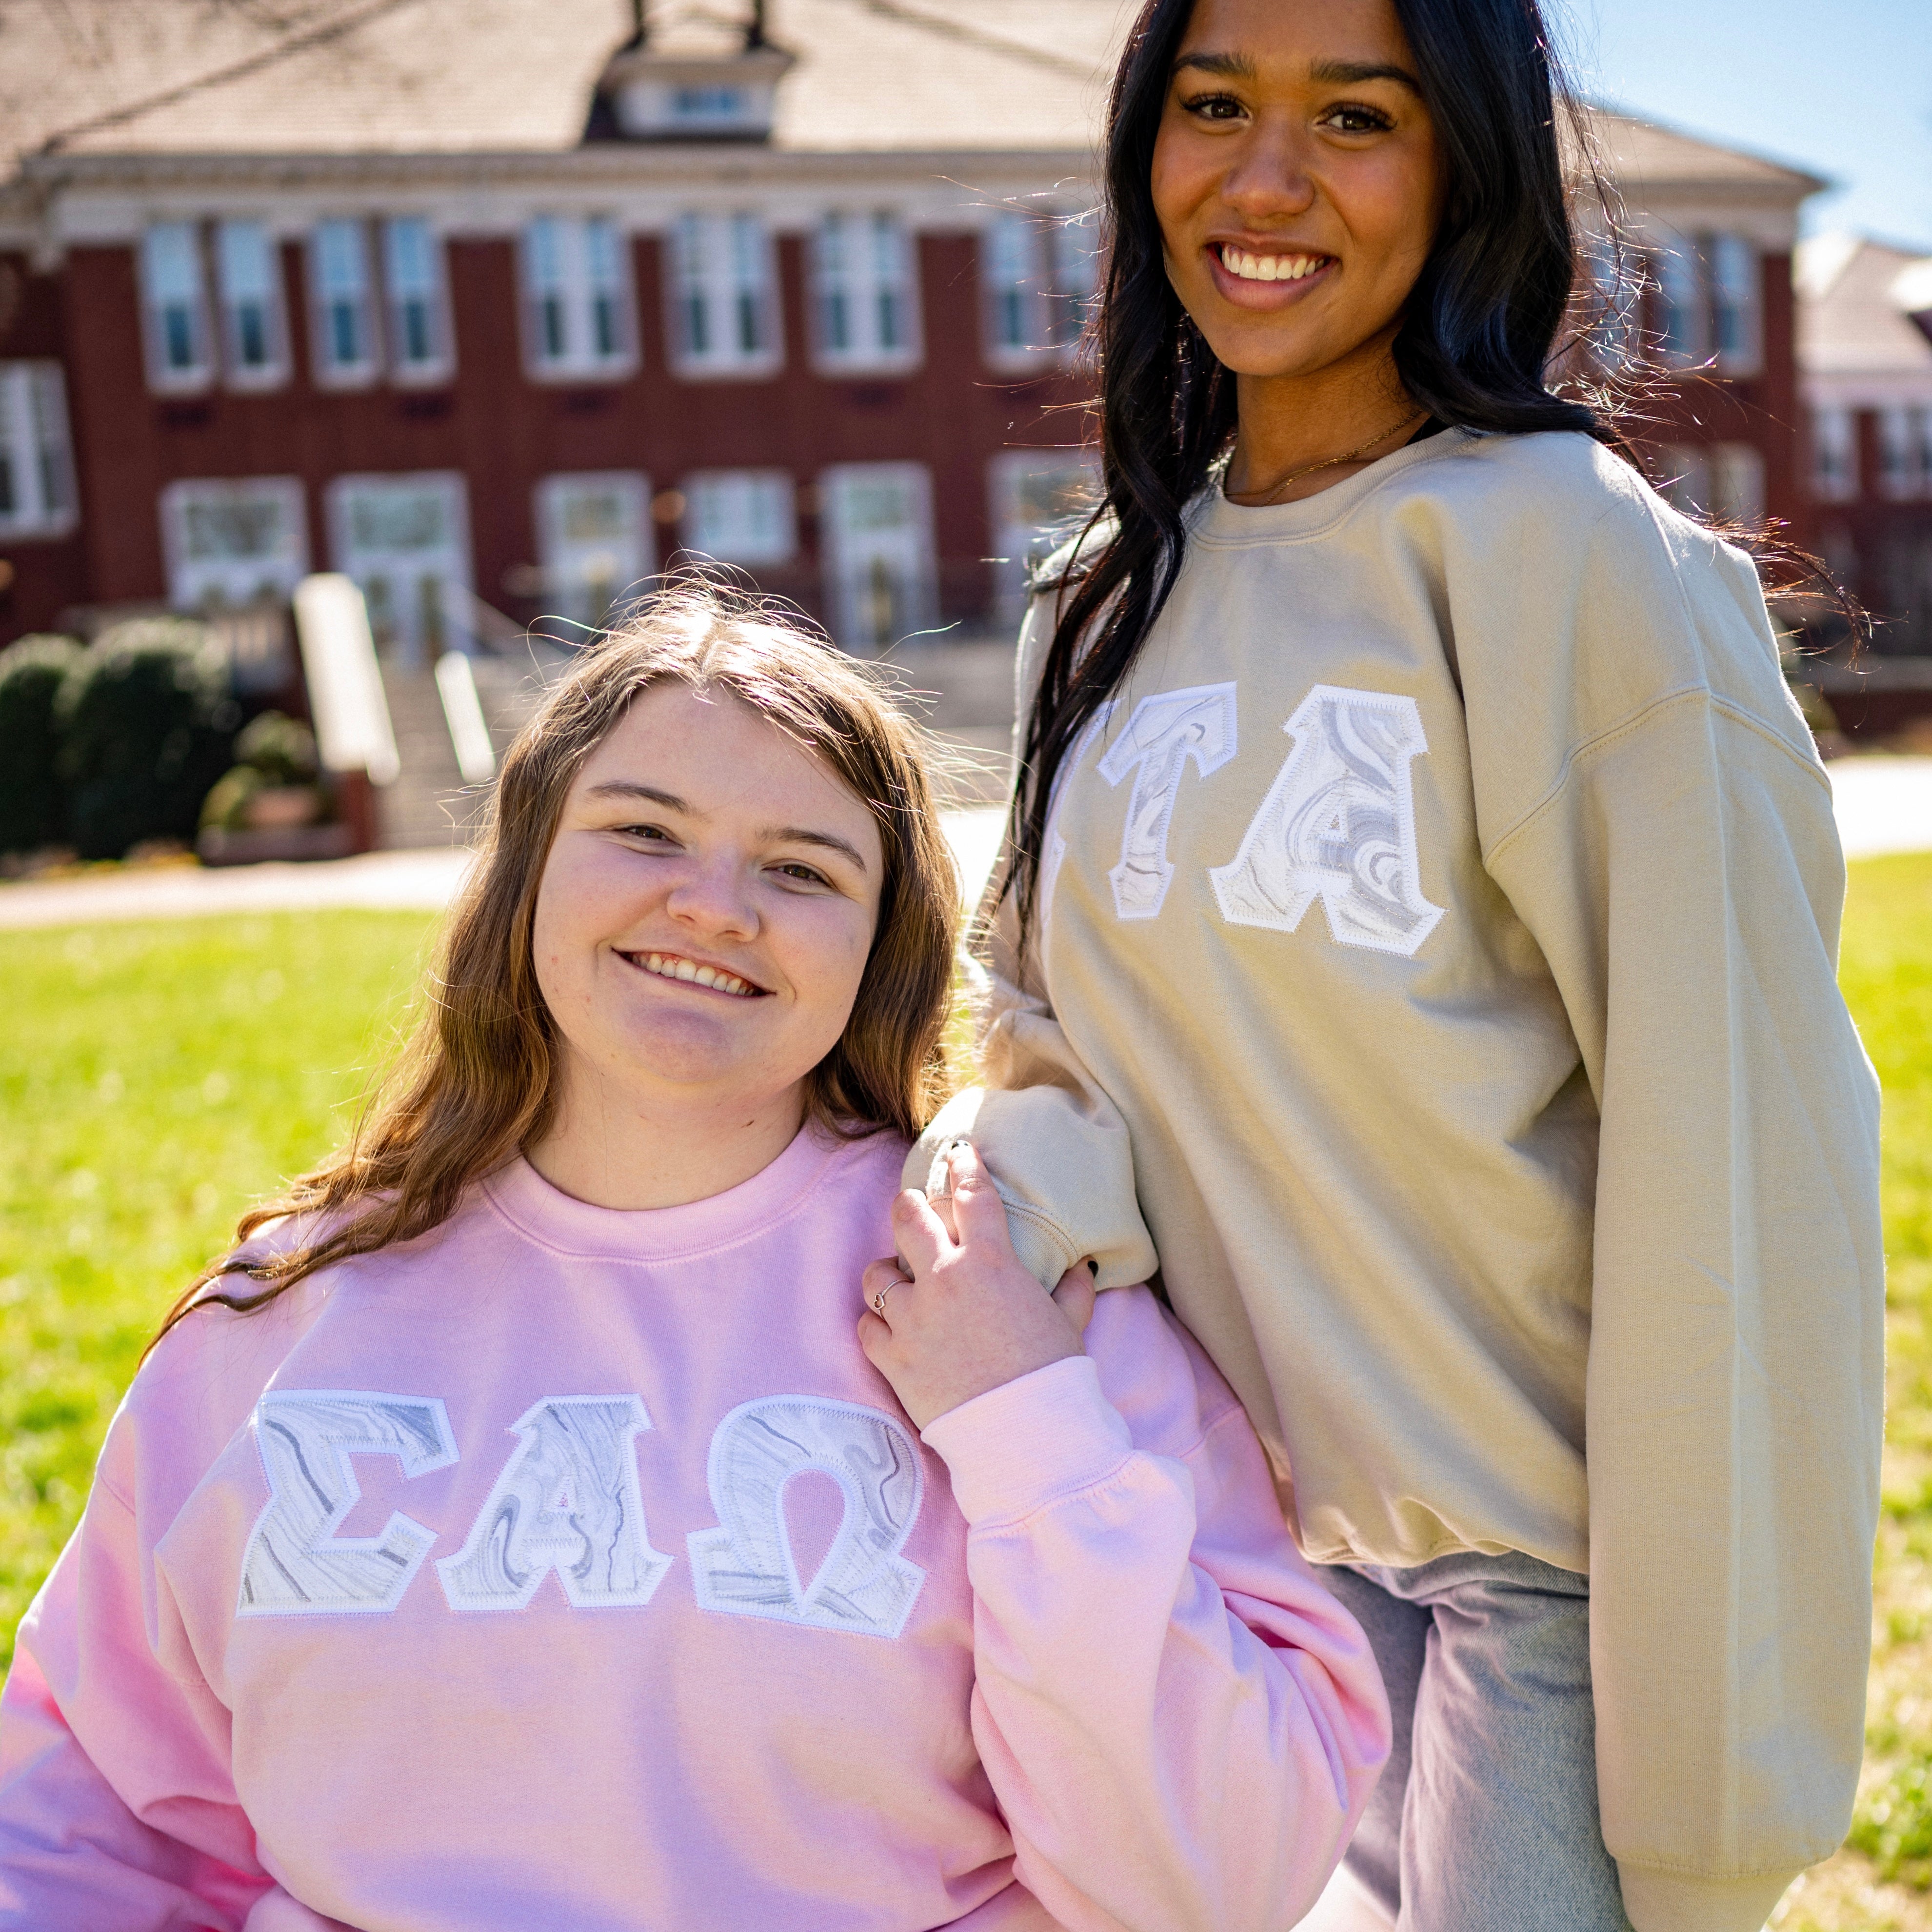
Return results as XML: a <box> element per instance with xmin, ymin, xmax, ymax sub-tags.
<box><xmin>911</xmin><ymin>429</ymin><xmax>1884</xmax><ymax>1932</ymax></box>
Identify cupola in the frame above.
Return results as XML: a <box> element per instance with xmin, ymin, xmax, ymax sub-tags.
<box><xmin>591</xmin><ymin>1</ymin><xmax>796</xmax><ymax>143</ymax></box>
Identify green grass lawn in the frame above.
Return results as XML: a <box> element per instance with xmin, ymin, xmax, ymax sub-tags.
<box><xmin>2</xmin><ymin>869</ymin><xmax>1931</xmax><ymax>1925</ymax></box>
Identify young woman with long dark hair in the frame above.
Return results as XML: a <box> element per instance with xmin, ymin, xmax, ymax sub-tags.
<box><xmin>913</xmin><ymin>1</ymin><xmax>1884</xmax><ymax>1927</ymax></box>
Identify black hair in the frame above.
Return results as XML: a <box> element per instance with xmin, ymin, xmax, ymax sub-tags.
<box><xmin>1008</xmin><ymin>0</ymin><xmax>1613</xmax><ymax>938</ymax></box>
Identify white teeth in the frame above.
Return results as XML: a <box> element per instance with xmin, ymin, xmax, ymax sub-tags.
<box><xmin>633</xmin><ymin>952</ymin><xmax>756</xmax><ymax>996</ymax></box>
<box><xmin>1223</xmin><ymin>247</ymin><xmax>1320</xmax><ymax>284</ymax></box>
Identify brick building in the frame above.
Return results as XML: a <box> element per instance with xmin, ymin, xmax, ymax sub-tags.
<box><xmin>1797</xmin><ymin>235</ymin><xmax>1932</xmax><ymax>675</ymax></box>
<box><xmin>0</xmin><ymin>0</ymin><xmax>1825</xmax><ymax>675</ymax></box>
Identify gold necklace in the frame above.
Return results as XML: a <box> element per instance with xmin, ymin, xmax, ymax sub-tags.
<box><xmin>1225</xmin><ymin>407</ymin><xmax>1429</xmax><ymax>506</ymax></box>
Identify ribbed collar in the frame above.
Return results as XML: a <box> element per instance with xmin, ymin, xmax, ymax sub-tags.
<box><xmin>481</xmin><ymin>1123</ymin><xmax>857</xmax><ymax>1263</ymax></box>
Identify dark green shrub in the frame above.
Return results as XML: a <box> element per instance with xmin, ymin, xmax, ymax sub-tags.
<box><xmin>232</xmin><ymin>710</ymin><xmax>319</xmax><ymax>785</ymax></box>
<box><xmin>0</xmin><ymin>634</ymin><xmax>84</xmax><ymax>854</ymax></box>
<box><xmin>54</xmin><ymin>618</ymin><xmax>239</xmax><ymax>860</ymax></box>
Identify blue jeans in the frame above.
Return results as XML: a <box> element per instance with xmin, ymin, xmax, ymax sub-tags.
<box><xmin>1320</xmin><ymin>1551</ymin><xmax>1636</xmax><ymax>1932</ymax></box>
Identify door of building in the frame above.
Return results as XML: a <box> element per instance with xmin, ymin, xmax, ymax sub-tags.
<box><xmin>325</xmin><ymin>471</ymin><xmax>474</xmax><ymax>670</ymax></box>
<box><xmin>819</xmin><ymin>462</ymin><xmax>936</xmax><ymax>652</ymax></box>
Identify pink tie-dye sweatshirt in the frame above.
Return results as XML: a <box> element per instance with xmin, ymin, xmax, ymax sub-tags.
<box><xmin>0</xmin><ymin>1125</ymin><xmax>1388</xmax><ymax>1932</ymax></box>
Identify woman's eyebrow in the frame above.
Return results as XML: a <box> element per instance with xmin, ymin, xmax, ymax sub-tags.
<box><xmin>767</xmin><ymin>826</ymin><xmax>869</xmax><ymax>874</ymax></box>
<box><xmin>586</xmin><ymin>780</ymin><xmax>689</xmax><ymax>812</ymax></box>
<box><xmin>1173</xmin><ymin>49</ymin><xmax>1257</xmax><ymax>80</ymax></box>
<box><xmin>1307</xmin><ymin>57</ymin><xmax>1423</xmax><ymax>94</ymax></box>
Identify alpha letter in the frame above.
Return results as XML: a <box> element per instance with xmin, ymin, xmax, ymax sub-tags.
<box><xmin>688</xmin><ymin>1396</ymin><xmax>926</xmax><ymax>1640</ymax></box>
<box><xmin>1097</xmin><ymin>684</ymin><xmax>1238</xmax><ymax>919</ymax></box>
<box><xmin>438</xmin><ymin>1395</ymin><xmax>672</xmax><ymax>1612</ymax></box>
<box><xmin>1210</xmin><ymin>684</ymin><xmax>1443</xmax><ymax>956</ymax></box>
<box><xmin>237</xmin><ymin>1392</ymin><xmax>458</xmax><ymax>1617</ymax></box>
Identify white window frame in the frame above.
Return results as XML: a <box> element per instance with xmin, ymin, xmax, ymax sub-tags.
<box><xmin>139</xmin><ymin>221</ymin><xmax>215</xmax><ymax>394</ymax></box>
<box><xmin>213</xmin><ymin>219</ymin><xmax>289</xmax><ymax>392</ymax></box>
<box><xmin>159</xmin><ymin>477</ymin><xmax>309</xmax><ymax>610</ymax></box>
<box><xmin>1812</xmin><ymin>406</ymin><xmax>1859</xmax><ymax>503</ymax></box>
<box><xmin>987</xmin><ymin>449</ymin><xmax>1101</xmax><ymax>628</ymax></box>
<box><xmin>818</xmin><ymin>461</ymin><xmax>937</xmax><ymax>651</ymax></box>
<box><xmin>382</xmin><ymin>217</ymin><xmax>456</xmax><ymax>386</ymax></box>
<box><xmin>520</xmin><ymin>215</ymin><xmax>637</xmax><ymax>383</ymax></box>
<box><xmin>1878</xmin><ymin>405</ymin><xmax>1932</xmax><ymax>502</ymax></box>
<box><xmin>1653</xmin><ymin>238</ymin><xmax>1709</xmax><ymax>366</ymax></box>
<box><xmin>534</xmin><ymin>472</ymin><xmax>655</xmax><ymax>633</ymax></box>
<box><xmin>680</xmin><ymin>469</ymin><xmax>797</xmax><ymax>566</ymax></box>
<box><xmin>670</xmin><ymin>211</ymin><xmax>782</xmax><ymax>380</ymax></box>
<box><xmin>309</xmin><ymin>219</ymin><xmax>381</xmax><ymax>389</ymax></box>
<box><xmin>983</xmin><ymin>208</ymin><xmax>1096</xmax><ymax>372</ymax></box>
<box><xmin>1710</xmin><ymin>442</ymin><xmax>1766</xmax><ymax>523</ymax></box>
<box><xmin>325</xmin><ymin>470</ymin><xmax>475</xmax><ymax>671</ymax></box>
<box><xmin>1708</xmin><ymin>233</ymin><xmax>1761</xmax><ymax>377</ymax></box>
<box><xmin>0</xmin><ymin>361</ymin><xmax>79</xmax><ymax>541</ymax></box>
<box><xmin>811</xmin><ymin>211</ymin><xmax>921</xmax><ymax>375</ymax></box>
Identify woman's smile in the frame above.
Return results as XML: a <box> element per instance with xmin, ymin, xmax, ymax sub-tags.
<box><xmin>617</xmin><ymin>947</ymin><xmax>766</xmax><ymax>999</ymax></box>
<box><xmin>1206</xmin><ymin>239</ymin><xmax>1337</xmax><ymax>307</ymax></box>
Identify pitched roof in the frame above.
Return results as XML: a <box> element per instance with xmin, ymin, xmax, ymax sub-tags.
<box><xmin>1587</xmin><ymin>110</ymin><xmax>1825</xmax><ymax>197</ymax></box>
<box><xmin>1797</xmin><ymin>234</ymin><xmax>1932</xmax><ymax>378</ymax></box>
<box><xmin>0</xmin><ymin>0</ymin><xmax>1130</xmax><ymax>168</ymax></box>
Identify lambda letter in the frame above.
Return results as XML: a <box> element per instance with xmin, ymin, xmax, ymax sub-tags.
<box><xmin>688</xmin><ymin>1396</ymin><xmax>926</xmax><ymax>1640</ymax></box>
<box><xmin>238</xmin><ymin>1392</ymin><xmax>458</xmax><ymax>1617</ymax></box>
<box><xmin>438</xmin><ymin>1395</ymin><xmax>672</xmax><ymax>1613</ymax></box>
<box><xmin>1097</xmin><ymin>684</ymin><xmax>1238</xmax><ymax>919</ymax></box>
<box><xmin>1210</xmin><ymin>684</ymin><xmax>1442</xmax><ymax>956</ymax></box>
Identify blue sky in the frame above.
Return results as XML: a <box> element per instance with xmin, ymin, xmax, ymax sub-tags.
<box><xmin>1566</xmin><ymin>0</ymin><xmax>1932</xmax><ymax>251</ymax></box>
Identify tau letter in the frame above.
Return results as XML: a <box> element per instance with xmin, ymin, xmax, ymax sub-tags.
<box><xmin>1210</xmin><ymin>684</ymin><xmax>1443</xmax><ymax>956</ymax></box>
<box><xmin>437</xmin><ymin>1395</ymin><xmax>673</xmax><ymax>1612</ymax></box>
<box><xmin>1097</xmin><ymin>683</ymin><xmax>1238</xmax><ymax>919</ymax></box>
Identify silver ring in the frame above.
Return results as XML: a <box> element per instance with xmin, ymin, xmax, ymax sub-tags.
<box><xmin>870</xmin><ymin>1281</ymin><xmax>896</xmax><ymax>1317</ymax></box>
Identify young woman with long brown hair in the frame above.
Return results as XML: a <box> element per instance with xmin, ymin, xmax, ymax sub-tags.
<box><xmin>0</xmin><ymin>585</ymin><xmax>1388</xmax><ymax>1931</ymax></box>
<box><xmin>914</xmin><ymin>1</ymin><xmax>1884</xmax><ymax>1928</ymax></box>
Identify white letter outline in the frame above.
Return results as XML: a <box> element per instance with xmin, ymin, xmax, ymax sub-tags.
<box><xmin>1210</xmin><ymin>683</ymin><xmax>1443</xmax><ymax>956</ymax></box>
<box><xmin>688</xmin><ymin>1395</ymin><xmax>926</xmax><ymax>1640</ymax></box>
<box><xmin>237</xmin><ymin>1391</ymin><xmax>458</xmax><ymax>1618</ymax></box>
<box><xmin>437</xmin><ymin>1395</ymin><xmax>673</xmax><ymax>1613</ymax></box>
<box><xmin>1096</xmin><ymin>683</ymin><xmax>1239</xmax><ymax>919</ymax></box>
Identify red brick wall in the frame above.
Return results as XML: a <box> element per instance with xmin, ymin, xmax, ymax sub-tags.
<box><xmin>13</xmin><ymin>228</ymin><xmax>1085</xmax><ymax>648</ymax></box>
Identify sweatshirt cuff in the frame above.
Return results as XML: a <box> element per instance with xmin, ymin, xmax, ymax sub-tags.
<box><xmin>1616</xmin><ymin>1861</ymin><xmax>1798</xmax><ymax>1932</ymax></box>
<box><xmin>920</xmin><ymin>1355</ymin><xmax>1132</xmax><ymax>1527</ymax></box>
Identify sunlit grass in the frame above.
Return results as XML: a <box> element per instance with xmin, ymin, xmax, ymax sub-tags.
<box><xmin>2</xmin><ymin>858</ymin><xmax>1932</xmax><ymax>1929</ymax></box>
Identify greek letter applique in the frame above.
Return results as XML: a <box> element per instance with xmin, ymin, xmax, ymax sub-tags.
<box><xmin>687</xmin><ymin>1396</ymin><xmax>926</xmax><ymax>1640</ymax></box>
<box><xmin>1096</xmin><ymin>684</ymin><xmax>1238</xmax><ymax>919</ymax></box>
<box><xmin>1210</xmin><ymin>684</ymin><xmax>1443</xmax><ymax>956</ymax></box>
<box><xmin>437</xmin><ymin>1396</ymin><xmax>673</xmax><ymax>1613</ymax></box>
<box><xmin>237</xmin><ymin>1392</ymin><xmax>458</xmax><ymax>1616</ymax></box>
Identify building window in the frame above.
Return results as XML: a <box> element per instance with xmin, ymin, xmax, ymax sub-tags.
<box><xmin>983</xmin><ymin>209</ymin><xmax>1096</xmax><ymax>370</ymax></box>
<box><xmin>987</xmin><ymin>449</ymin><xmax>1100</xmax><ymax>627</ymax></box>
<box><xmin>522</xmin><ymin>216</ymin><xmax>636</xmax><ymax>381</ymax></box>
<box><xmin>1879</xmin><ymin>406</ymin><xmax>1932</xmax><ymax>501</ymax></box>
<box><xmin>310</xmin><ymin>219</ymin><xmax>380</xmax><ymax>386</ymax></box>
<box><xmin>1709</xmin><ymin>234</ymin><xmax>1761</xmax><ymax>376</ymax></box>
<box><xmin>213</xmin><ymin>220</ymin><xmax>289</xmax><ymax>390</ymax></box>
<box><xmin>1657</xmin><ymin>444</ymin><xmax>1712</xmax><ymax>516</ymax></box>
<box><xmin>1653</xmin><ymin>239</ymin><xmax>1709</xmax><ymax>366</ymax></box>
<box><xmin>139</xmin><ymin>221</ymin><xmax>214</xmax><ymax>393</ymax></box>
<box><xmin>671</xmin><ymin>212</ymin><xmax>780</xmax><ymax>377</ymax></box>
<box><xmin>326</xmin><ymin>471</ymin><xmax>474</xmax><ymax>670</ymax></box>
<box><xmin>819</xmin><ymin>462</ymin><xmax>936</xmax><ymax>650</ymax></box>
<box><xmin>535</xmin><ymin>472</ymin><xmax>654</xmax><ymax>633</ymax></box>
<box><xmin>383</xmin><ymin>218</ymin><xmax>454</xmax><ymax>384</ymax></box>
<box><xmin>681</xmin><ymin>470</ymin><xmax>797</xmax><ymax>566</ymax></box>
<box><xmin>1711</xmin><ymin>442</ymin><xmax>1766</xmax><ymax>523</ymax></box>
<box><xmin>1812</xmin><ymin>407</ymin><xmax>1859</xmax><ymax>502</ymax></box>
<box><xmin>159</xmin><ymin>477</ymin><xmax>309</xmax><ymax>609</ymax></box>
<box><xmin>0</xmin><ymin>362</ymin><xmax>78</xmax><ymax>540</ymax></box>
<box><xmin>812</xmin><ymin>212</ymin><xmax>920</xmax><ymax>373</ymax></box>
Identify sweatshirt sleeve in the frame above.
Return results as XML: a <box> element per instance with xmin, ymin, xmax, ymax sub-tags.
<box><xmin>0</xmin><ymin>1479</ymin><xmax>270</xmax><ymax>1931</ymax></box>
<box><xmin>1480</xmin><ymin>534</ymin><xmax>1884</xmax><ymax>1931</ymax></box>
<box><xmin>920</xmin><ymin>1287</ymin><xmax>1391</xmax><ymax>1931</ymax></box>
<box><xmin>905</xmin><ymin>592</ymin><xmax>1159</xmax><ymax>1294</ymax></box>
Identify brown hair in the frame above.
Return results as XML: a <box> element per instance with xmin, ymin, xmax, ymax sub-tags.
<box><xmin>151</xmin><ymin>581</ymin><xmax>959</xmax><ymax>1353</ymax></box>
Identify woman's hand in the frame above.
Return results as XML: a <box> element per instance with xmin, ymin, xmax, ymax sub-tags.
<box><xmin>858</xmin><ymin>1142</ymin><xmax>1096</xmax><ymax>1431</ymax></box>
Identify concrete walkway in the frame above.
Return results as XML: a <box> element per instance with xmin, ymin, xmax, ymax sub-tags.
<box><xmin>2</xmin><ymin>756</ymin><xmax>1928</xmax><ymax>934</ymax></box>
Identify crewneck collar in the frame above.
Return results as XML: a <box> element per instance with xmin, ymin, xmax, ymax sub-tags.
<box><xmin>1194</xmin><ymin>424</ymin><xmax>1473</xmax><ymax>547</ymax></box>
<box><xmin>482</xmin><ymin>1121</ymin><xmax>856</xmax><ymax>1262</ymax></box>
